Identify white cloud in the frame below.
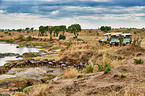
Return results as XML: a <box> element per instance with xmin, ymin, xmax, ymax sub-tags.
<box><xmin>0</xmin><ymin>10</ymin><xmax>6</xmax><ymax>14</ymax></box>
<box><xmin>51</xmin><ymin>10</ymin><xmax>59</xmax><ymax>15</ymax></box>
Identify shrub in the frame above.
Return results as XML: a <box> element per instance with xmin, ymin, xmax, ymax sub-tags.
<box><xmin>114</xmin><ymin>74</ymin><xmax>119</xmax><ymax>77</ymax></box>
<box><xmin>23</xmin><ymin>52</ymin><xmax>38</xmax><ymax>57</ymax></box>
<box><xmin>4</xmin><ymin>32</ymin><xmax>8</xmax><ymax>34</ymax></box>
<box><xmin>97</xmin><ymin>32</ymin><xmax>99</xmax><ymax>35</ymax></box>
<box><xmin>83</xmin><ymin>64</ymin><xmax>94</xmax><ymax>73</ymax></box>
<box><xmin>104</xmin><ymin>67</ymin><xmax>110</xmax><ymax>74</ymax></box>
<box><xmin>59</xmin><ymin>34</ymin><xmax>66</xmax><ymax>40</ymax></box>
<box><xmin>63</xmin><ymin>67</ymin><xmax>78</xmax><ymax>78</ymax></box>
<box><xmin>27</xmin><ymin>35</ymin><xmax>32</xmax><ymax>41</ymax></box>
<box><xmin>77</xmin><ymin>75</ymin><xmax>84</xmax><ymax>78</ymax></box>
<box><xmin>121</xmin><ymin>74</ymin><xmax>127</xmax><ymax>78</ymax></box>
<box><xmin>134</xmin><ymin>32</ymin><xmax>137</xmax><ymax>34</ymax></box>
<box><xmin>27</xmin><ymin>31</ymin><xmax>30</xmax><ymax>33</ymax></box>
<box><xmin>133</xmin><ymin>58</ymin><xmax>144</xmax><ymax>64</ymax></box>
<box><xmin>8</xmin><ymin>33</ymin><xmax>11</xmax><ymax>35</ymax></box>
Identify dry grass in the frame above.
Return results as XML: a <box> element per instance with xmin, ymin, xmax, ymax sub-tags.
<box><xmin>13</xmin><ymin>92</ymin><xmax>27</xmax><ymax>96</ymax></box>
<box><xmin>63</xmin><ymin>67</ymin><xmax>79</xmax><ymax>79</ymax></box>
<box><xmin>114</xmin><ymin>83</ymin><xmax>145</xmax><ymax>96</ymax></box>
<box><xmin>23</xmin><ymin>84</ymin><xmax>51</xmax><ymax>96</ymax></box>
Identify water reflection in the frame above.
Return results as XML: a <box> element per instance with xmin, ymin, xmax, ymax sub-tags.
<box><xmin>0</xmin><ymin>42</ymin><xmax>39</xmax><ymax>66</ymax></box>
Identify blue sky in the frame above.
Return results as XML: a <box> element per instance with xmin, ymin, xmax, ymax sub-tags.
<box><xmin>0</xmin><ymin>0</ymin><xmax>145</xmax><ymax>29</ymax></box>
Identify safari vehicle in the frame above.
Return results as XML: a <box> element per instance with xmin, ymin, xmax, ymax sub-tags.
<box><xmin>109</xmin><ymin>33</ymin><xmax>122</xmax><ymax>46</ymax></box>
<box><xmin>98</xmin><ymin>33</ymin><xmax>111</xmax><ymax>45</ymax></box>
<box><xmin>121</xmin><ymin>33</ymin><xmax>132</xmax><ymax>46</ymax></box>
<box><xmin>99</xmin><ymin>32</ymin><xmax>122</xmax><ymax>46</ymax></box>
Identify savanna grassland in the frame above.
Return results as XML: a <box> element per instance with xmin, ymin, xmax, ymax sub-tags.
<box><xmin>0</xmin><ymin>28</ymin><xmax>145</xmax><ymax>96</ymax></box>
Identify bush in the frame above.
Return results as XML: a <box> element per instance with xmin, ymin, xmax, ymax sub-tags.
<box><xmin>8</xmin><ymin>33</ymin><xmax>11</xmax><ymax>35</ymax></box>
<box><xmin>23</xmin><ymin>52</ymin><xmax>38</xmax><ymax>57</ymax></box>
<box><xmin>59</xmin><ymin>34</ymin><xmax>66</xmax><ymax>40</ymax></box>
<box><xmin>104</xmin><ymin>67</ymin><xmax>110</xmax><ymax>74</ymax></box>
<box><xmin>27</xmin><ymin>35</ymin><xmax>32</xmax><ymax>41</ymax></box>
<box><xmin>133</xmin><ymin>58</ymin><xmax>144</xmax><ymax>64</ymax></box>
<box><xmin>83</xmin><ymin>64</ymin><xmax>94</xmax><ymax>73</ymax></box>
<box><xmin>97</xmin><ymin>32</ymin><xmax>99</xmax><ymax>35</ymax></box>
<box><xmin>4</xmin><ymin>32</ymin><xmax>8</xmax><ymax>34</ymax></box>
<box><xmin>134</xmin><ymin>32</ymin><xmax>137</xmax><ymax>34</ymax></box>
<box><xmin>121</xmin><ymin>74</ymin><xmax>127</xmax><ymax>78</ymax></box>
<box><xmin>63</xmin><ymin>67</ymin><xmax>78</xmax><ymax>78</ymax></box>
<box><xmin>27</xmin><ymin>31</ymin><xmax>30</xmax><ymax>33</ymax></box>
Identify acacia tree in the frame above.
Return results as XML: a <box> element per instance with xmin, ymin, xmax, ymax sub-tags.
<box><xmin>68</xmin><ymin>24</ymin><xmax>81</xmax><ymax>38</ymax></box>
<box><xmin>30</xmin><ymin>27</ymin><xmax>34</xmax><ymax>32</ymax></box>
<box><xmin>100</xmin><ymin>26</ymin><xmax>111</xmax><ymax>33</ymax></box>
<box><xmin>17</xmin><ymin>29</ymin><xmax>22</xmax><ymax>33</ymax></box>
<box><xmin>59</xmin><ymin>25</ymin><xmax>66</xmax><ymax>35</ymax></box>
<box><xmin>39</xmin><ymin>26</ymin><xmax>45</xmax><ymax>36</ymax></box>
<box><xmin>53</xmin><ymin>26</ymin><xmax>60</xmax><ymax>37</ymax></box>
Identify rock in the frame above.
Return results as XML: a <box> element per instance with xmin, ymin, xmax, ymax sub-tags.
<box><xmin>0</xmin><ymin>75</ymin><xmax>16</xmax><ymax>80</ymax></box>
<box><xmin>66</xmin><ymin>85</ymin><xmax>73</xmax><ymax>90</ymax></box>
<box><xmin>74</xmin><ymin>88</ymin><xmax>79</xmax><ymax>92</ymax></box>
<box><xmin>15</xmin><ymin>68</ymin><xmax>47</xmax><ymax>79</ymax></box>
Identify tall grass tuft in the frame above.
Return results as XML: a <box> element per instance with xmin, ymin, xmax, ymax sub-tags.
<box><xmin>63</xmin><ymin>67</ymin><xmax>78</xmax><ymax>78</ymax></box>
<box><xmin>83</xmin><ymin>64</ymin><xmax>94</xmax><ymax>73</ymax></box>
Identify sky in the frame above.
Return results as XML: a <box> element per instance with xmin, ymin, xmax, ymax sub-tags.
<box><xmin>0</xmin><ymin>0</ymin><xmax>145</xmax><ymax>29</ymax></box>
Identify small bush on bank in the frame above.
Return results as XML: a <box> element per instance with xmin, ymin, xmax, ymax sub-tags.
<box><xmin>23</xmin><ymin>52</ymin><xmax>38</xmax><ymax>57</ymax></box>
<box><xmin>133</xmin><ymin>58</ymin><xmax>144</xmax><ymax>64</ymax></box>
<box><xmin>59</xmin><ymin>34</ymin><xmax>66</xmax><ymax>40</ymax></box>
<box><xmin>63</xmin><ymin>67</ymin><xmax>78</xmax><ymax>78</ymax></box>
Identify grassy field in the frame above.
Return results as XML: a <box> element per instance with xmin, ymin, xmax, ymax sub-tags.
<box><xmin>0</xmin><ymin>28</ymin><xmax>145</xmax><ymax>96</ymax></box>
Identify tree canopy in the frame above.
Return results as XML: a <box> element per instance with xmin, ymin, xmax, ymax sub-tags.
<box><xmin>100</xmin><ymin>26</ymin><xmax>111</xmax><ymax>32</ymax></box>
<box><xmin>68</xmin><ymin>24</ymin><xmax>81</xmax><ymax>38</ymax></box>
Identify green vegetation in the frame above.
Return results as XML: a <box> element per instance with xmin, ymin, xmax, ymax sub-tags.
<box><xmin>27</xmin><ymin>35</ymin><xmax>32</xmax><ymax>41</ymax></box>
<box><xmin>100</xmin><ymin>26</ymin><xmax>111</xmax><ymax>32</ymax></box>
<box><xmin>83</xmin><ymin>64</ymin><xmax>94</xmax><ymax>73</ymax></box>
<box><xmin>133</xmin><ymin>58</ymin><xmax>144</xmax><ymax>64</ymax></box>
<box><xmin>121</xmin><ymin>73</ymin><xmax>127</xmax><ymax>78</ymax></box>
<box><xmin>59</xmin><ymin>34</ymin><xmax>66</xmax><ymax>40</ymax></box>
<box><xmin>23</xmin><ymin>52</ymin><xmax>38</xmax><ymax>57</ymax></box>
<box><xmin>67</xmin><ymin>24</ymin><xmax>81</xmax><ymax>38</ymax></box>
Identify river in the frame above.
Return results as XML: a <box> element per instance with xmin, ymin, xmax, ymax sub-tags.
<box><xmin>0</xmin><ymin>42</ymin><xmax>39</xmax><ymax>66</ymax></box>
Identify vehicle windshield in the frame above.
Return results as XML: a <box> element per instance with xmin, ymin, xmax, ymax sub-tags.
<box><xmin>104</xmin><ymin>37</ymin><xmax>108</xmax><ymax>40</ymax></box>
<box><xmin>111</xmin><ymin>38</ymin><xmax>118</xmax><ymax>41</ymax></box>
<box><xmin>123</xmin><ymin>38</ymin><xmax>130</xmax><ymax>42</ymax></box>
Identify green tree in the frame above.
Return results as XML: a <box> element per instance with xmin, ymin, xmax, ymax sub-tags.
<box><xmin>17</xmin><ymin>29</ymin><xmax>22</xmax><ymax>33</ymax></box>
<box><xmin>68</xmin><ymin>24</ymin><xmax>81</xmax><ymax>38</ymax></box>
<box><xmin>30</xmin><ymin>27</ymin><xmax>34</xmax><ymax>32</ymax></box>
<box><xmin>39</xmin><ymin>26</ymin><xmax>45</xmax><ymax>36</ymax></box>
<box><xmin>53</xmin><ymin>26</ymin><xmax>60</xmax><ymax>37</ymax></box>
<box><xmin>100</xmin><ymin>26</ymin><xmax>111</xmax><ymax>32</ymax></box>
<box><xmin>25</xmin><ymin>27</ymin><xmax>30</xmax><ymax>31</ymax></box>
<box><xmin>59</xmin><ymin>25</ymin><xmax>66</xmax><ymax>35</ymax></box>
<box><xmin>48</xmin><ymin>26</ymin><xmax>53</xmax><ymax>40</ymax></box>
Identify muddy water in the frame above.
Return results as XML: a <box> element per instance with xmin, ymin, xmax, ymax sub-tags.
<box><xmin>0</xmin><ymin>42</ymin><xmax>39</xmax><ymax>66</ymax></box>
